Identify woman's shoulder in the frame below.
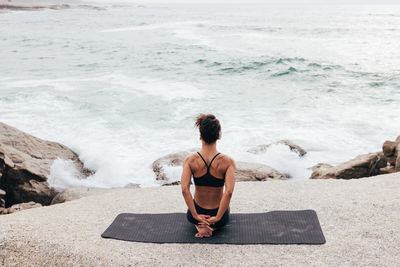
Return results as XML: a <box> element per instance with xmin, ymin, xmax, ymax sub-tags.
<box><xmin>216</xmin><ymin>153</ymin><xmax>236</xmax><ymax>169</ymax></box>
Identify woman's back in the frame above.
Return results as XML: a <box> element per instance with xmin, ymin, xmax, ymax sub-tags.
<box><xmin>188</xmin><ymin>151</ymin><xmax>233</xmax><ymax>209</ymax></box>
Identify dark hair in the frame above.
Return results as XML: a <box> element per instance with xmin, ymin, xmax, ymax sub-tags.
<box><xmin>195</xmin><ymin>114</ymin><xmax>221</xmax><ymax>144</ymax></box>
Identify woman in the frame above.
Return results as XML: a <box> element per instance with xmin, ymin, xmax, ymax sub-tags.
<box><xmin>181</xmin><ymin>114</ymin><xmax>236</xmax><ymax>238</ymax></box>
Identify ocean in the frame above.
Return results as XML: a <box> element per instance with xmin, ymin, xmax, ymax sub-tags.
<box><xmin>1</xmin><ymin>2</ymin><xmax>399</xmax><ymax>188</ymax></box>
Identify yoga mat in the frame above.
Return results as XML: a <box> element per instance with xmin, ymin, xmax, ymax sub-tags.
<box><xmin>101</xmin><ymin>210</ymin><xmax>325</xmax><ymax>244</ymax></box>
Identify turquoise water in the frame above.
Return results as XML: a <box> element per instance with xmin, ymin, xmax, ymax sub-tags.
<box><xmin>1</xmin><ymin>3</ymin><xmax>399</xmax><ymax>188</ymax></box>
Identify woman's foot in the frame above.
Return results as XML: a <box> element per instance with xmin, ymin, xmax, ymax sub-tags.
<box><xmin>195</xmin><ymin>224</ymin><xmax>213</xmax><ymax>238</ymax></box>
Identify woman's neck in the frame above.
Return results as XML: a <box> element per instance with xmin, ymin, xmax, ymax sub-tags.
<box><xmin>200</xmin><ymin>141</ymin><xmax>218</xmax><ymax>155</ymax></box>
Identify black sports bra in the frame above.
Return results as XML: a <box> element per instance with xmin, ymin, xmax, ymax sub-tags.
<box><xmin>193</xmin><ymin>152</ymin><xmax>225</xmax><ymax>187</ymax></box>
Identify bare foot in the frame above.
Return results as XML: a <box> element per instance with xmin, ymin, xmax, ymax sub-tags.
<box><xmin>194</xmin><ymin>224</ymin><xmax>213</xmax><ymax>238</ymax></box>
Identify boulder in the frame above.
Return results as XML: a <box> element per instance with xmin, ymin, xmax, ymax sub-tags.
<box><xmin>382</xmin><ymin>140</ymin><xmax>398</xmax><ymax>165</ymax></box>
<box><xmin>379</xmin><ymin>165</ymin><xmax>396</xmax><ymax>174</ymax></box>
<box><xmin>0</xmin><ymin>189</ymin><xmax>5</xmax><ymax>208</ymax></box>
<box><xmin>247</xmin><ymin>139</ymin><xmax>307</xmax><ymax>157</ymax></box>
<box><xmin>162</xmin><ymin>181</ymin><xmax>181</xmax><ymax>186</ymax></box>
<box><xmin>7</xmin><ymin>201</ymin><xmax>42</xmax><ymax>213</ymax></box>
<box><xmin>382</xmin><ymin>136</ymin><xmax>400</xmax><ymax>167</ymax></box>
<box><xmin>51</xmin><ymin>187</ymin><xmax>121</xmax><ymax>205</ymax></box>
<box><xmin>235</xmin><ymin>162</ymin><xmax>285</xmax><ymax>181</ymax></box>
<box><xmin>0</xmin><ymin>122</ymin><xmax>91</xmax><ymax>206</ymax></box>
<box><xmin>310</xmin><ymin>152</ymin><xmax>387</xmax><ymax>179</ymax></box>
<box><xmin>152</xmin><ymin>149</ymin><xmax>196</xmax><ymax>180</ymax></box>
<box><xmin>396</xmin><ymin>143</ymin><xmax>400</xmax><ymax>172</ymax></box>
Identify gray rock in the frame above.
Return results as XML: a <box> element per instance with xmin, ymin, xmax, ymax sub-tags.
<box><xmin>51</xmin><ymin>187</ymin><xmax>113</xmax><ymax>205</ymax></box>
<box><xmin>123</xmin><ymin>183</ymin><xmax>140</xmax><ymax>189</ymax></box>
<box><xmin>0</xmin><ymin>122</ymin><xmax>92</xmax><ymax>206</ymax></box>
<box><xmin>152</xmin><ymin>149</ymin><xmax>197</xmax><ymax>180</ymax></box>
<box><xmin>0</xmin><ymin>189</ymin><xmax>5</xmax><ymax>208</ymax></box>
<box><xmin>162</xmin><ymin>181</ymin><xmax>181</xmax><ymax>186</ymax></box>
<box><xmin>235</xmin><ymin>162</ymin><xmax>285</xmax><ymax>181</ymax></box>
<box><xmin>247</xmin><ymin>139</ymin><xmax>307</xmax><ymax>157</ymax></box>
<box><xmin>310</xmin><ymin>152</ymin><xmax>387</xmax><ymax>179</ymax></box>
<box><xmin>8</xmin><ymin>201</ymin><xmax>42</xmax><ymax>213</ymax></box>
<box><xmin>395</xmin><ymin>143</ymin><xmax>400</xmax><ymax>172</ymax></box>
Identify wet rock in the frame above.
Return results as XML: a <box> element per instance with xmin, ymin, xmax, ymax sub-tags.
<box><xmin>123</xmin><ymin>183</ymin><xmax>140</xmax><ymax>189</ymax></box>
<box><xmin>0</xmin><ymin>189</ymin><xmax>5</xmax><ymax>208</ymax></box>
<box><xmin>310</xmin><ymin>152</ymin><xmax>387</xmax><ymax>179</ymax></box>
<box><xmin>0</xmin><ymin>3</ymin><xmax>70</xmax><ymax>11</ymax></box>
<box><xmin>162</xmin><ymin>181</ymin><xmax>181</xmax><ymax>186</ymax></box>
<box><xmin>0</xmin><ymin>3</ymin><xmax>105</xmax><ymax>12</ymax></box>
<box><xmin>382</xmin><ymin>140</ymin><xmax>398</xmax><ymax>165</ymax></box>
<box><xmin>0</xmin><ymin>122</ymin><xmax>91</xmax><ymax>206</ymax></box>
<box><xmin>382</xmin><ymin>136</ymin><xmax>400</xmax><ymax>171</ymax></box>
<box><xmin>152</xmin><ymin>149</ymin><xmax>197</xmax><ymax>180</ymax></box>
<box><xmin>235</xmin><ymin>162</ymin><xmax>285</xmax><ymax>181</ymax></box>
<box><xmin>247</xmin><ymin>139</ymin><xmax>307</xmax><ymax>157</ymax></box>
<box><xmin>395</xmin><ymin>144</ymin><xmax>400</xmax><ymax>172</ymax></box>
<box><xmin>7</xmin><ymin>201</ymin><xmax>42</xmax><ymax>213</ymax></box>
<box><xmin>379</xmin><ymin>165</ymin><xmax>396</xmax><ymax>174</ymax></box>
<box><xmin>51</xmin><ymin>187</ymin><xmax>113</xmax><ymax>205</ymax></box>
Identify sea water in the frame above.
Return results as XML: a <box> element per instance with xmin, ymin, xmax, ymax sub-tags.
<box><xmin>0</xmin><ymin>2</ymin><xmax>399</xmax><ymax>188</ymax></box>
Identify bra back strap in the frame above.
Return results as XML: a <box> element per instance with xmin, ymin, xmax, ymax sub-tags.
<box><xmin>208</xmin><ymin>153</ymin><xmax>221</xmax><ymax>168</ymax></box>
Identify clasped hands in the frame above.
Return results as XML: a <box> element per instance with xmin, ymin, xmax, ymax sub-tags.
<box><xmin>195</xmin><ymin>214</ymin><xmax>220</xmax><ymax>231</ymax></box>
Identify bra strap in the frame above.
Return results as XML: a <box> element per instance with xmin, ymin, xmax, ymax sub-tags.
<box><xmin>197</xmin><ymin>152</ymin><xmax>208</xmax><ymax>168</ymax></box>
<box><xmin>197</xmin><ymin>152</ymin><xmax>221</xmax><ymax>170</ymax></box>
<box><xmin>209</xmin><ymin>153</ymin><xmax>221</xmax><ymax>168</ymax></box>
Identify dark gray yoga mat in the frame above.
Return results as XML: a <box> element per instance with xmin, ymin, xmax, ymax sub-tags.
<box><xmin>101</xmin><ymin>210</ymin><xmax>325</xmax><ymax>244</ymax></box>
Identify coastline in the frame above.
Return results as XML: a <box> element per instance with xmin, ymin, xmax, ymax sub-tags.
<box><xmin>1</xmin><ymin>173</ymin><xmax>399</xmax><ymax>266</ymax></box>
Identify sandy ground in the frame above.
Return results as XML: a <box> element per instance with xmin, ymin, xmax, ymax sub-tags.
<box><xmin>1</xmin><ymin>173</ymin><xmax>399</xmax><ymax>266</ymax></box>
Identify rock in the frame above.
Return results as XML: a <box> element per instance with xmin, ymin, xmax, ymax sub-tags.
<box><xmin>0</xmin><ymin>208</ymin><xmax>7</xmax><ymax>215</ymax></box>
<box><xmin>8</xmin><ymin>201</ymin><xmax>42</xmax><ymax>213</ymax></box>
<box><xmin>311</xmin><ymin>163</ymin><xmax>333</xmax><ymax>172</ymax></box>
<box><xmin>51</xmin><ymin>187</ymin><xmax>112</xmax><ymax>205</ymax></box>
<box><xmin>235</xmin><ymin>162</ymin><xmax>285</xmax><ymax>181</ymax></box>
<box><xmin>0</xmin><ymin>3</ymin><xmax>70</xmax><ymax>11</ymax></box>
<box><xmin>396</xmin><ymin>143</ymin><xmax>400</xmax><ymax>172</ymax></box>
<box><xmin>310</xmin><ymin>152</ymin><xmax>387</xmax><ymax>179</ymax></box>
<box><xmin>162</xmin><ymin>181</ymin><xmax>181</xmax><ymax>186</ymax></box>
<box><xmin>247</xmin><ymin>139</ymin><xmax>307</xmax><ymax>157</ymax></box>
<box><xmin>0</xmin><ymin>3</ymin><xmax>104</xmax><ymax>12</ymax></box>
<box><xmin>123</xmin><ymin>183</ymin><xmax>140</xmax><ymax>189</ymax></box>
<box><xmin>0</xmin><ymin>189</ymin><xmax>5</xmax><ymax>208</ymax></box>
<box><xmin>0</xmin><ymin>122</ymin><xmax>91</xmax><ymax>206</ymax></box>
<box><xmin>152</xmin><ymin>149</ymin><xmax>197</xmax><ymax>180</ymax></box>
<box><xmin>379</xmin><ymin>165</ymin><xmax>396</xmax><ymax>174</ymax></box>
<box><xmin>78</xmin><ymin>5</ymin><xmax>106</xmax><ymax>11</ymax></box>
<box><xmin>382</xmin><ymin>141</ymin><xmax>398</xmax><ymax>165</ymax></box>
<box><xmin>382</xmin><ymin>141</ymin><xmax>397</xmax><ymax>157</ymax></box>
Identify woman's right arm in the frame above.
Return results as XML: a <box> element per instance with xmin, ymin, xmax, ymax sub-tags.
<box><xmin>181</xmin><ymin>156</ymin><xmax>210</xmax><ymax>225</ymax></box>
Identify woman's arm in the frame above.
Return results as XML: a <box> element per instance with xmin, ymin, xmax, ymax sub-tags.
<box><xmin>181</xmin><ymin>156</ymin><xmax>210</xmax><ymax>225</ymax></box>
<box><xmin>209</xmin><ymin>158</ymin><xmax>236</xmax><ymax>223</ymax></box>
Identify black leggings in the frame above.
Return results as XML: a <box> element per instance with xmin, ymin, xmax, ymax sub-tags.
<box><xmin>186</xmin><ymin>199</ymin><xmax>230</xmax><ymax>229</ymax></box>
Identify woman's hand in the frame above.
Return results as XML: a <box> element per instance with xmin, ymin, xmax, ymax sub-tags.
<box><xmin>205</xmin><ymin>216</ymin><xmax>220</xmax><ymax>225</ymax></box>
<box><xmin>195</xmin><ymin>214</ymin><xmax>214</xmax><ymax>231</ymax></box>
<box><xmin>195</xmin><ymin>214</ymin><xmax>211</xmax><ymax>225</ymax></box>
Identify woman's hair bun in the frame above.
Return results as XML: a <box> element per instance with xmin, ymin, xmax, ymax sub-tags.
<box><xmin>195</xmin><ymin>113</ymin><xmax>221</xmax><ymax>144</ymax></box>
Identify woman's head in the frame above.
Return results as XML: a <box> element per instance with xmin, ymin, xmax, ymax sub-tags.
<box><xmin>195</xmin><ymin>114</ymin><xmax>221</xmax><ymax>144</ymax></box>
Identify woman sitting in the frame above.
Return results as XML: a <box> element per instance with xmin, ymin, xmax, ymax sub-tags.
<box><xmin>181</xmin><ymin>114</ymin><xmax>236</xmax><ymax>238</ymax></box>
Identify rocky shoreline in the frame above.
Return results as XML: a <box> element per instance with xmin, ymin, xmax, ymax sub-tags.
<box><xmin>0</xmin><ymin>0</ymin><xmax>105</xmax><ymax>13</ymax></box>
<box><xmin>1</xmin><ymin>121</ymin><xmax>399</xmax><ymax>215</ymax></box>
